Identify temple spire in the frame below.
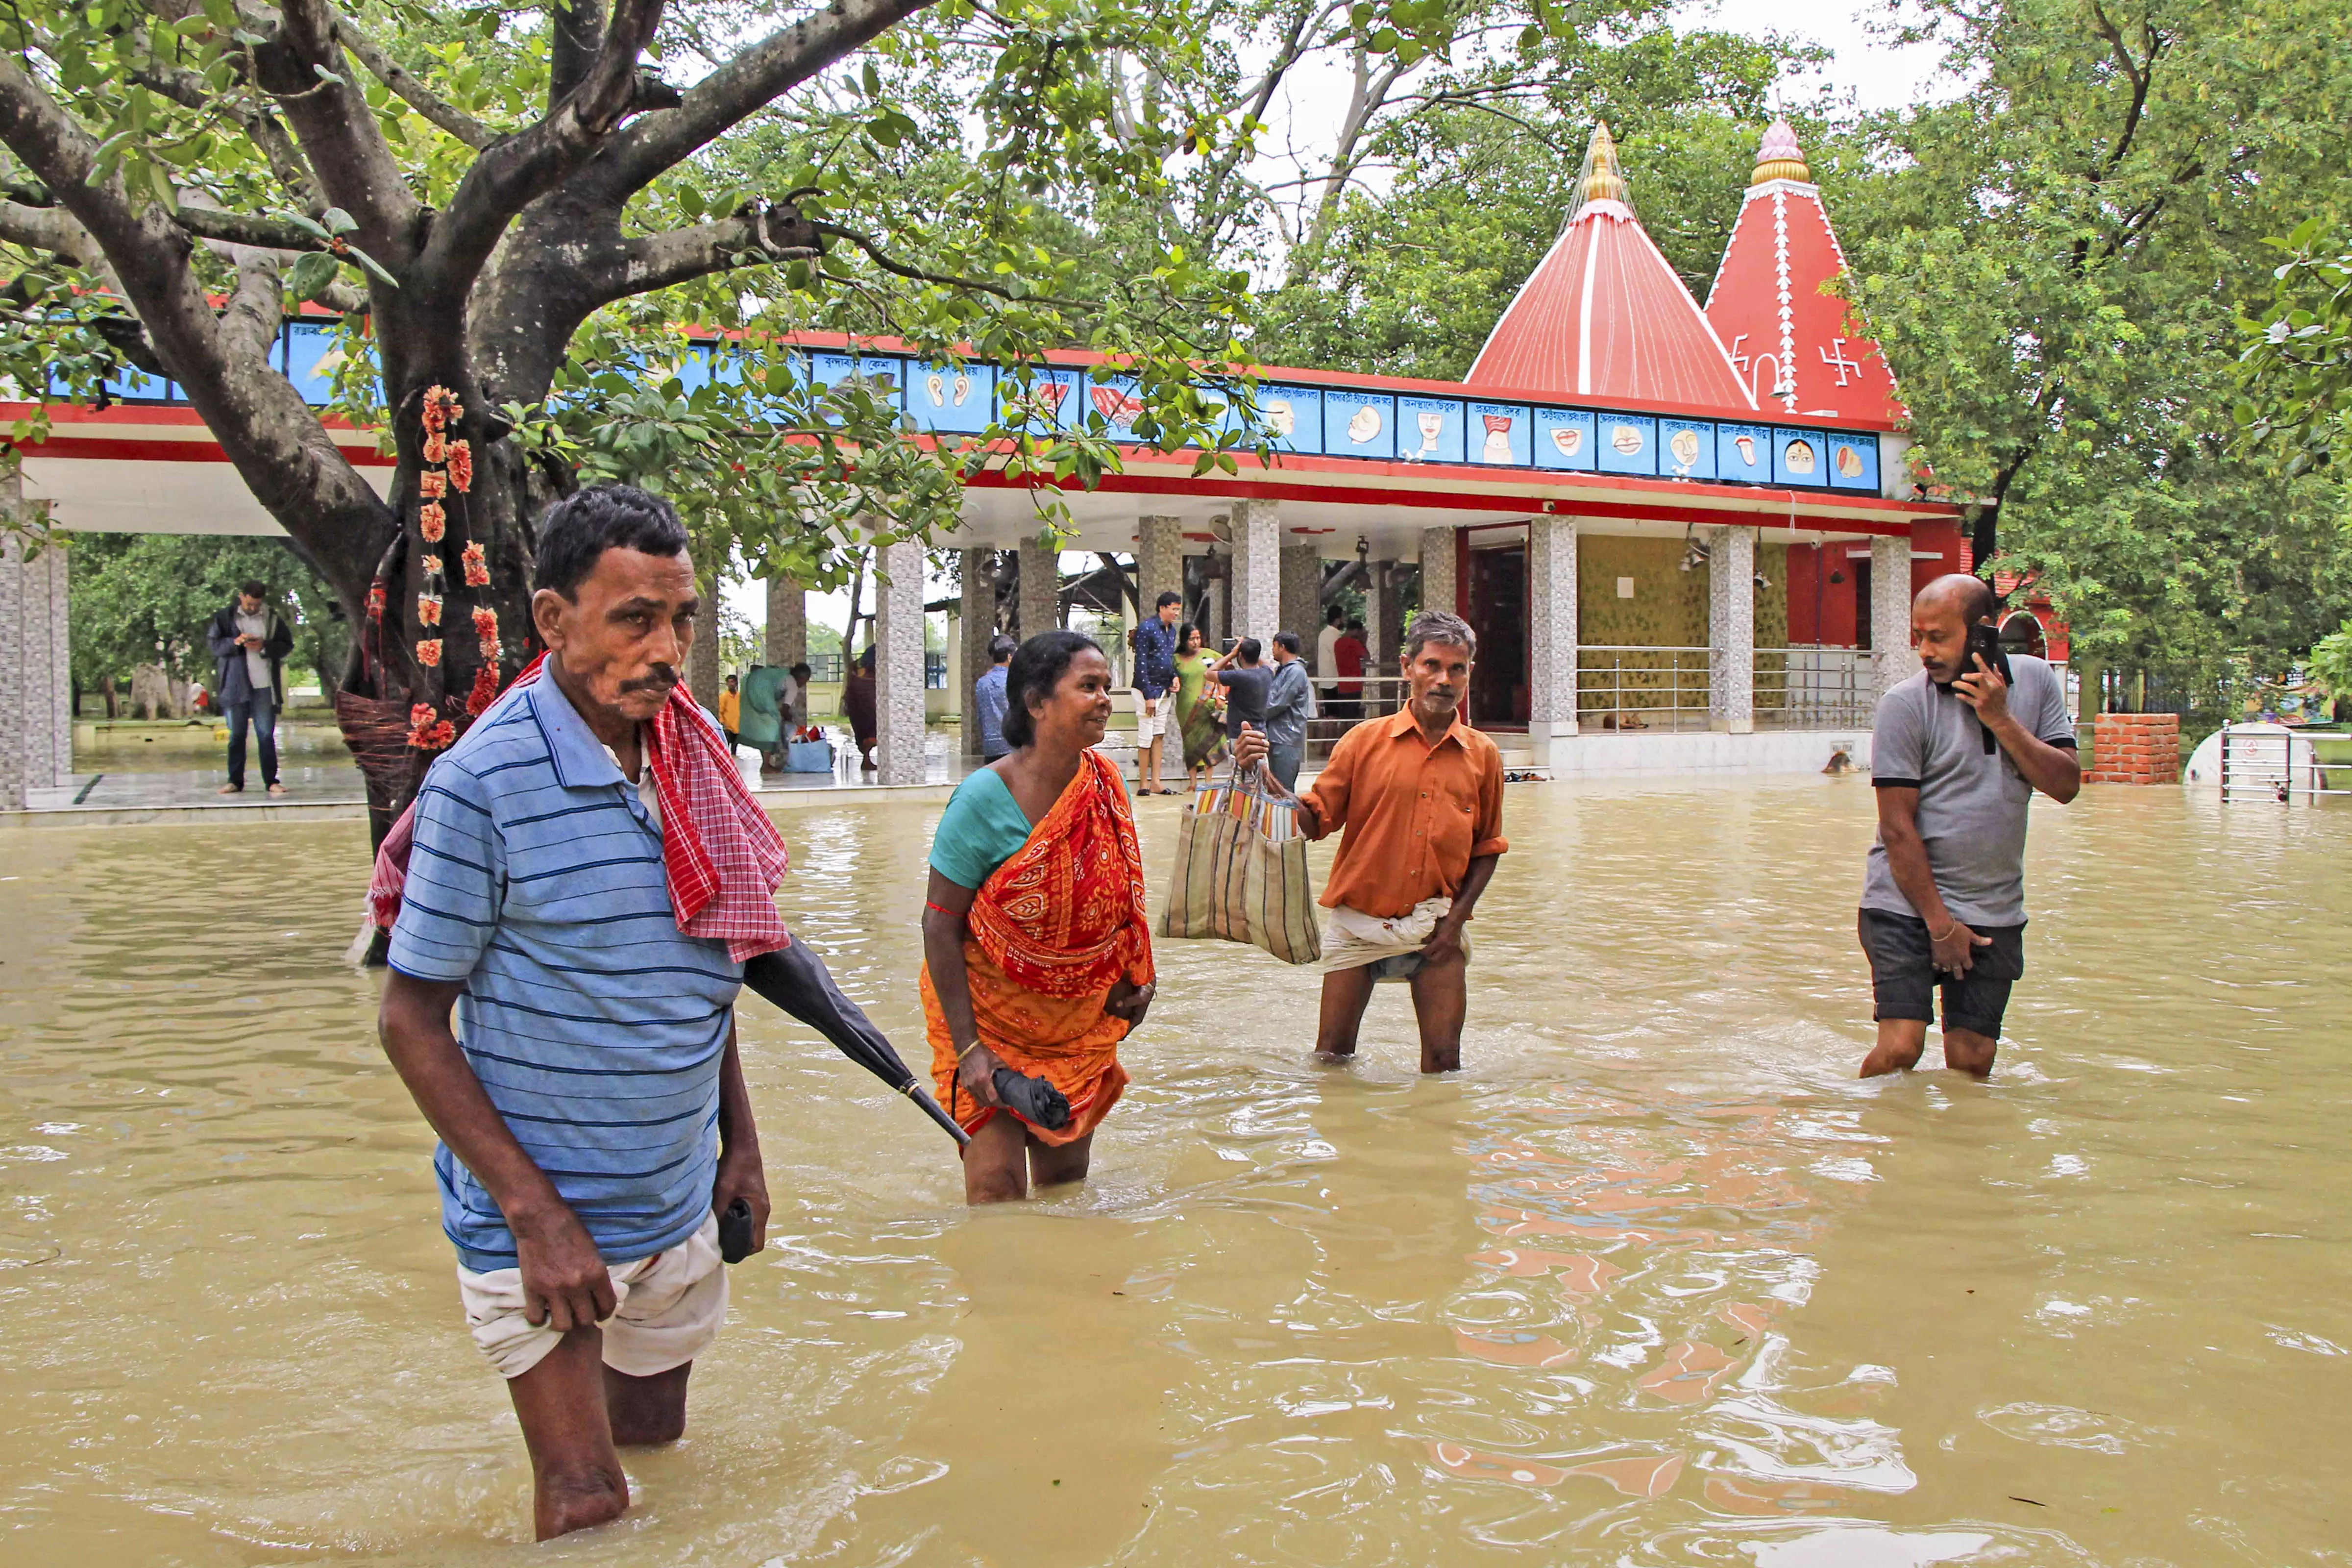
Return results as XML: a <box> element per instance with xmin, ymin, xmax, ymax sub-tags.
<box><xmin>1750</xmin><ymin>117</ymin><xmax>1811</xmax><ymax>187</ymax></box>
<box><xmin>1574</xmin><ymin>121</ymin><xmax>1630</xmax><ymax>215</ymax></box>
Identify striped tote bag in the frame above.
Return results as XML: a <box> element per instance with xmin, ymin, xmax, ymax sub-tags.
<box><xmin>1157</xmin><ymin>768</ymin><xmax>1322</xmax><ymax>965</ymax></box>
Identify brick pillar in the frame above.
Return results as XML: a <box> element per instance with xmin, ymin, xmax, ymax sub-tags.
<box><xmin>873</xmin><ymin>538</ymin><xmax>928</xmax><ymax>784</ymax></box>
<box><xmin>2082</xmin><ymin>711</ymin><xmax>2179</xmax><ymax>784</ymax></box>
<box><xmin>1869</xmin><ymin>535</ymin><xmax>1912</xmax><ymax>702</ymax></box>
<box><xmin>959</xmin><ymin>548</ymin><xmax>993</xmax><ymax>758</ymax></box>
<box><xmin>1137</xmin><ymin>516</ymin><xmax>1184</xmax><ymax>778</ymax></box>
<box><xmin>1229</xmin><ymin>499</ymin><xmax>1281</xmax><ymax>646</ymax></box>
<box><xmin>763</xmin><ymin>573</ymin><xmax>806</xmax><ymax>667</ymax></box>
<box><xmin>0</xmin><ymin>488</ymin><xmax>71</xmax><ymax>807</ymax></box>
<box><xmin>1529</xmin><ymin>516</ymin><xmax>1579</xmax><ymax>760</ymax></box>
<box><xmin>1707</xmin><ymin>524</ymin><xmax>1755</xmax><ymax>734</ymax></box>
<box><xmin>1419</xmin><ymin>526</ymin><xmax>1457</xmax><ymax>624</ymax></box>
<box><xmin>1017</xmin><ymin>534</ymin><xmax>1058</xmax><ymax>638</ymax></box>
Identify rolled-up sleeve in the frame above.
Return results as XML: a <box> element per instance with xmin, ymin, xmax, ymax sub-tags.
<box><xmin>1297</xmin><ymin>732</ymin><xmax>1355</xmax><ymax>843</ymax></box>
<box><xmin>387</xmin><ymin>760</ymin><xmax>504</xmax><ymax>982</ymax></box>
<box><xmin>1472</xmin><ymin>749</ymin><xmax>1509</xmax><ymax>859</ymax></box>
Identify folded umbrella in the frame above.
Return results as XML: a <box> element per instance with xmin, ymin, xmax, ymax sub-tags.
<box><xmin>740</xmin><ymin>941</ymin><xmax>968</xmax><ymax>1147</ymax></box>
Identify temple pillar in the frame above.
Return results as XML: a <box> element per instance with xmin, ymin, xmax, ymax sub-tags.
<box><xmin>1017</xmin><ymin>534</ymin><xmax>1058</xmax><ymax>638</ymax></box>
<box><xmin>1279</xmin><ymin>543</ymin><xmax>1320</xmax><ymax>649</ymax></box>
<box><xmin>959</xmin><ymin>548</ymin><xmax>993</xmax><ymax>758</ymax></box>
<box><xmin>873</xmin><ymin>538</ymin><xmax>928</xmax><ymax>785</ymax></box>
<box><xmin>1870</xmin><ymin>534</ymin><xmax>1913</xmax><ymax>702</ymax></box>
<box><xmin>0</xmin><ymin>485</ymin><xmax>71</xmax><ymax>808</ymax></box>
<box><xmin>1529</xmin><ymin>516</ymin><xmax>1580</xmax><ymax>760</ymax></box>
<box><xmin>1137</xmin><ymin>516</ymin><xmax>1185</xmax><ymax>777</ymax></box>
<box><xmin>763</xmin><ymin>573</ymin><xmax>805</xmax><ymax>667</ymax></box>
<box><xmin>1365</xmin><ymin>560</ymin><xmax>1394</xmax><ymax>712</ymax></box>
<box><xmin>1228</xmin><ymin>499</ymin><xmax>1281</xmax><ymax>646</ymax></box>
<box><xmin>1708</xmin><ymin>525</ymin><xmax>1756</xmax><ymax>734</ymax></box>
<box><xmin>687</xmin><ymin>565</ymin><xmax>722</xmax><ymax>711</ymax></box>
<box><xmin>1419</xmin><ymin>526</ymin><xmax>1458</xmax><ymax>623</ymax></box>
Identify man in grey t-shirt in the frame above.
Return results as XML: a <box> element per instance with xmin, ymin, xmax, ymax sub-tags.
<box><xmin>1858</xmin><ymin>575</ymin><xmax>2081</xmax><ymax>1078</ymax></box>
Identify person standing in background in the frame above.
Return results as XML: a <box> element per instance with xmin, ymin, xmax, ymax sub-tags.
<box><xmin>1130</xmin><ymin>590</ymin><xmax>1183</xmax><ymax>795</ymax></box>
<box><xmin>1316</xmin><ymin>604</ymin><xmax>1346</xmax><ymax>687</ymax></box>
<box><xmin>1214</xmin><ymin>638</ymin><xmax>1273</xmax><ymax>742</ymax></box>
<box><xmin>205</xmin><ymin>579</ymin><xmax>295</xmax><ymax>796</ymax></box>
<box><xmin>1332</xmin><ymin>619</ymin><xmax>1369</xmax><ymax>722</ymax></box>
<box><xmin>736</xmin><ymin>663</ymin><xmax>787</xmax><ymax>772</ymax></box>
<box><xmin>784</xmin><ymin>662</ymin><xmax>812</xmax><ymax>735</ymax></box>
<box><xmin>974</xmin><ymin>634</ymin><xmax>1017</xmax><ymax>762</ymax></box>
<box><xmin>1261</xmin><ymin>631</ymin><xmax>1318</xmax><ymax>791</ymax></box>
<box><xmin>1173</xmin><ymin>624</ymin><xmax>1225</xmax><ymax>786</ymax></box>
<box><xmin>717</xmin><ymin>674</ymin><xmax>741</xmax><ymax>755</ymax></box>
<box><xmin>842</xmin><ymin>647</ymin><xmax>879</xmax><ymax>771</ymax></box>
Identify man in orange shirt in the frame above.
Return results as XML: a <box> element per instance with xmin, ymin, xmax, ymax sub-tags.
<box><xmin>1236</xmin><ymin>610</ymin><xmax>1507</xmax><ymax>1072</ymax></box>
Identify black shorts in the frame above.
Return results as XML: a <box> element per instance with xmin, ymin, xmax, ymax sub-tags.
<box><xmin>1857</xmin><ymin>908</ymin><xmax>2025</xmax><ymax>1039</ymax></box>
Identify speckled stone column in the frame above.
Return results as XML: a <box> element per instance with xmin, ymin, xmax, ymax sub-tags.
<box><xmin>873</xmin><ymin>538</ymin><xmax>928</xmax><ymax>784</ymax></box>
<box><xmin>1708</xmin><ymin>525</ymin><xmax>1756</xmax><ymax>734</ymax></box>
<box><xmin>762</xmin><ymin>573</ymin><xmax>805</xmax><ymax>667</ymax></box>
<box><xmin>1017</xmin><ymin>534</ymin><xmax>1058</xmax><ymax>638</ymax></box>
<box><xmin>687</xmin><ymin>565</ymin><xmax>722</xmax><ymax>711</ymax></box>
<box><xmin>1528</xmin><ymin>516</ymin><xmax>1580</xmax><ymax>759</ymax></box>
<box><xmin>1229</xmin><ymin>499</ymin><xmax>1281</xmax><ymax>646</ymax></box>
<box><xmin>1870</xmin><ymin>534</ymin><xmax>1913</xmax><ymax>703</ymax></box>
<box><xmin>1137</xmin><ymin>516</ymin><xmax>1185</xmax><ymax>777</ymax></box>
<box><xmin>959</xmin><ymin>548</ymin><xmax>993</xmax><ymax>758</ymax></box>
<box><xmin>1279</xmin><ymin>543</ymin><xmax>1320</xmax><ymax>651</ymax></box>
<box><xmin>0</xmin><ymin>487</ymin><xmax>71</xmax><ymax>807</ymax></box>
<box><xmin>1419</xmin><ymin>526</ymin><xmax>1457</xmax><ymax>624</ymax></box>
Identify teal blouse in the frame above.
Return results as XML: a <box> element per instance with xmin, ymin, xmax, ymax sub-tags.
<box><xmin>929</xmin><ymin>768</ymin><xmax>1038</xmax><ymax>889</ymax></box>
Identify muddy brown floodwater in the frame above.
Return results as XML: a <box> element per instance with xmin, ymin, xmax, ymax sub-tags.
<box><xmin>2</xmin><ymin>779</ymin><xmax>2347</xmax><ymax>1566</ymax></box>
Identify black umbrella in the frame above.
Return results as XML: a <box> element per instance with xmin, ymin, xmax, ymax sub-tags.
<box><xmin>741</xmin><ymin>940</ymin><xmax>969</xmax><ymax>1147</ymax></box>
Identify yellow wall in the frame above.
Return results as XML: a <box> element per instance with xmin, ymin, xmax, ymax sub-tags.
<box><xmin>1570</xmin><ymin>536</ymin><xmax>1788</xmax><ymax>648</ymax></box>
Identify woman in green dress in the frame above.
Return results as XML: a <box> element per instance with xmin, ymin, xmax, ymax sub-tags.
<box><xmin>1172</xmin><ymin>623</ymin><xmax>1225</xmax><ymax>786</ymax></box>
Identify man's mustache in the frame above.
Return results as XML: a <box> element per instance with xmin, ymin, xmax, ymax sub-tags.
<box><xmin>619</xmin><ymin>665</ymin><xmax>679</xmax><ymax>695</ymax></box>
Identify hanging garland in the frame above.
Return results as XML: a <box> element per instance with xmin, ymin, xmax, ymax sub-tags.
<box><xmin>408</xmin><ymin>384</ymin><xmax>483</xmax><ymax>747</ymax></box>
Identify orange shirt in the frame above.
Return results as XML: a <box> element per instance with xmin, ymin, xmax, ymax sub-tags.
<box><xmin>1300</xmin><ymin>707</ymin><xmax>1508</xmax><ymax>917</ymax></box>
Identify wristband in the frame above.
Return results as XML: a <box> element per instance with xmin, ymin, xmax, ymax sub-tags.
<box><xmin>956</xmin><ymin>1039</ymin><xmax>987</xmax><ymax>1061</ymax></box>
<box><xmin>1930</xmin><ymin>920</ymin><xmax>1959</xmax><ymax>943</ymax></box>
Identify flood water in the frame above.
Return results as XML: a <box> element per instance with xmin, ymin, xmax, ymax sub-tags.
<box><xmin>3</xmin><ymin>780</ymin><xmax>2346</xmax><ymax>1566</ymax></box>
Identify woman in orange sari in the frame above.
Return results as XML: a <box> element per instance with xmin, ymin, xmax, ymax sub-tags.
<box><xmin>921</xmin><ymin>631</ymin><xmax>1156</xmax><ymax>1203</ymax></box>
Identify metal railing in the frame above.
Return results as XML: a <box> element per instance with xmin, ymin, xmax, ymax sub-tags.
<box><xmin>1305</xmin><ymin>675</ymin><xmax>1408</xmax><ymax>755</ymax></box>
<box><xmin>2218</xmin><ymin>726</ymin><xmax>2350</xmax><ymax>802</ymax></box>
<box><xmin>1577</xmin><ymin>645</ymin><xmax>1713</xmax><ymax>733</ymax></box>
<box><xmin>1757</xmin><ymin>645</ymin><xmax>1873</xmax><ymax>729</ymax></box>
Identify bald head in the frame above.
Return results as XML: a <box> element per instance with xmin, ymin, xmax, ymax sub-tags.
<box><xmin>1910</xmin><ymin>573</ymin><xmax>1999</xmax><ymax>685</ymax></box>
<box><xmin>1915</xmin><ymin>573</ymin><xmax>1998</xmax><ymax>626</ymax></box>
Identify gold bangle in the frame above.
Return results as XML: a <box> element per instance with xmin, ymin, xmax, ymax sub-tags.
<box><xmin>956</xmin><ymin>1039</ymin><xmax>987</xmax><ymax>1061</ymax></box>
<box><xmin>1930</xmin><ymin>920</ymin><xmax>1959</xmax><ymax>943</ymax></box>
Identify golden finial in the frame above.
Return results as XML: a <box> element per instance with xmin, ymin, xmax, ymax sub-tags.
<box><xmin>1751</xmin><ymin>117</ymin><xmax>1812</xmax><ymax>186</ymax></box>
<box><xmin>1578</xmin><ymin>122</ymin><xmax>1628</xmax><ymax>209</ymax></box>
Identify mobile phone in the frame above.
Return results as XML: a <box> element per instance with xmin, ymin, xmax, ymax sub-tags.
<box><xmin>717</xmin><ymin>1197</ymin><xmax>756</xmax><ymax>1264</ymax></box>
<box><xmin>1964</xmin><ymin>623</ymin><xmax>2012</xmax><ymax>687</ymax></box>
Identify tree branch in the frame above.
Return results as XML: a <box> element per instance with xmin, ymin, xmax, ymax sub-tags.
<box><xmin>249</xmin><ymin>0</ymin><xmax>422</xmax><ymax>256</ymax></box>
<box><xmin>0</xmin><ymin>196</ymin><xmax>113</xmax><ymax>274</ymax></box>
<box><xmin>121</xmin><ymin>37</ymin><xmax>329</xmax><ymax>213</ymax></box>
<box><xmin>329</xmin><ymin>4</ymin><xmax>495</xmax><ymax>150</ymax></box>
<box><xmin>587</xmin><ymin>204</ymin><xmax>820</xmax><ymax>301</ymax></box>
<box><xmin>172</xmin><ymin>204</ymin><xmax>334</xmax><ymax>252</ymax></box>
<box><xmin>592</xmin><ymin>0</ymin><xmax>942</xmax><ymax>200</ymax></box>
<box><xmin>417</xmin><ymin>0</ymin><xmax>669</xmax><ymax>294</ymax></box>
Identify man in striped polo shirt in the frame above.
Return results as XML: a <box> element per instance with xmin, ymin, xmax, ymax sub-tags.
<box><xmin>378</xmin><ymin>487</ymin><xmax>767</xmax><ymax>1540</ymax></box>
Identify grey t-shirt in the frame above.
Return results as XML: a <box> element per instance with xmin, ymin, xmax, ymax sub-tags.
<box><xmin>1861</xmin><ymin>655</ymin><xmax>2075</xmax><ymax>927</ymax></box>
<box><xmin>235</xmin><ymin>609</ymin><xmax>272</xmax><ymax>693</ymax></box>
<box><xmin>1219</xmin><ymin>665</ymin><xmax>1273</xmax><ymax>739</ymax></box>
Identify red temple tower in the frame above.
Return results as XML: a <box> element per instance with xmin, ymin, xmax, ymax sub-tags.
<box><xmin>1467</xmin><ymin>123</ymin><xmax>1756</xmax><ymax>411</ymax></box>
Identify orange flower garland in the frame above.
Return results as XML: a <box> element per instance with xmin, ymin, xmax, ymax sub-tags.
<box><xmin>417</xmin><ymin>593</ymin><xmax>442</xmax><ymax>627</ymax></box>
<box><xmin>461</xmin><ymin>542</ymin><xmax>490</xmax><ymax>587</ymax></box>
<box><xmin>412</xmin><ymin>383</ymin><xmax>492</xmax><ymax>745</ymax></box>
<box><xmin>416</xmin><ymin>638</ymin><xmax>442</xmax><ymax>668</ymax></box>
<box><xmin>419</xmin><ymin>502</ymin><xmax>446</xmax><ymax>542</ymax></box>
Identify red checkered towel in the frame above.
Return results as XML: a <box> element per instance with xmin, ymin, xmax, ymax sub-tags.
<box><xmin>365</xmin><ymin>656</ymin><xmax>791</xmax><ymax>962</ymax></box>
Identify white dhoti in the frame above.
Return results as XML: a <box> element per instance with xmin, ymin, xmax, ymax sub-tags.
<box><xmin>1321</xmin><ymin>897</ymin><xmax>1468</xmax><ymax>981</ymax></box>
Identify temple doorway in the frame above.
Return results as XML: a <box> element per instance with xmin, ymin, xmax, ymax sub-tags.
<box><xmin>1466</xmin><ymin>539</ymin><xmax>1530</xmax><ymax>728</ymax></box>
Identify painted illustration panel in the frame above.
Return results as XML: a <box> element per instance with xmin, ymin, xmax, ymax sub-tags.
<box><xmin>908</xmin><ymin>361</ymin><xmax>995</xmax><ymax>434</ymax></box>
<box><xmin>1824</xmin><ymin>432</ymin><xmax>1880</xmax><ymax>492</ymax></box>
<box><xmin>997</xmin><ymin>366</ymin><xmax>1084</xmax><ymax>431</ymax></box>
<box><xmin>1716</xmin><ymin>421</ymin><xmax>1772</xmax><ymax>483</ymax></box>
<box><xmin>1465</xmin><ymin>402</ymin><xmax>1533</xmax><ymax>466</ymax></box>
<box><xmin>1595</xmin><ymin>413</ymin><xmax>1659</xmax><ymax>477</ymax></box>
<box><xmin>283</xmin><ymin>321</ymin><xmax>344</xmax><ymax>406</ymax></box>
<box><xmin>1322</xmin><ymin>388</ymin><xmax>1396</xmax><ymax>459</ymax></box>
<box><xmin>1660</xmin><ymin>418</ymin><xmax>1716</xmax><ymax>481</ymax></box>
<box><xmin>1532</xmin><ymin>406</ymin><xmax>1597</xmax><ymax>470</ymax></box>
<box><xmin>1397</xmin><ymin>395</ymin><xmax>1466</xmax><ymax>464</ymax></box>
<box><xmin>1222</xmin><ymin>382</ymin><xmax>1324</xmax><ymax>454</ymax></box>
<box><xmin>1773</xmin><ymin>427</ymin><xmax>1830</xmax><ymax>487</ymax></box>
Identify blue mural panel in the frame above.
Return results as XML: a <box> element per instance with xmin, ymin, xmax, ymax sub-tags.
<box><xmin>1532</xmin><ymin>406</ymin><xmax>1595</xmax><ymax>470</ymax></box>
<box><xmin>1079</xmin><ymin>372</ymin><xmax>1149</xmax><ymax>440</ymax></box>
<box><xmin>103</xmin><ymin>363</ymin><xmax>171</xmax><ymax>401</ymax></box>
<box><xmin>1396</xmin><ymin>395</ymin><xmax>1465</xmax><ymax>464</ymax></box>
<box><xmin>1322</xmin><ymin>388</ymin><xmax>1395</xmax><ymax>459</ymax></box>
<box><xmin>1465</xmin><ymin>402</ymin><xmax>1532</xmax><ymax>466</ymax></box>
<box><xmin>1595</xmin><ymin>413</ymin><xmax>1658</xmax><ymax>477</ymax></box>
<box><xmin>908</xmin><ymin>361</ymin><xmax>995</xmax><ymax>434</ymax></box>
<box><xmin>1825</xmin><ymin>432</ymin><xmax>1880</xmax><ymax>492</ymax></box>
<box><xmin>1773</xmin><ymin>426</ymin><xmax>1830</xmax><ymax>487</ymax></box>
<box><xmin>1717</xmin><ymin>421</ymin><xmax>1772</xmax><ymax>483</ymax></box>
<box><xmin>997</xmin><ymin>366</ymin><xmax>1084</xmax><ymax>431</ymax></box>
<box><xmin>1235</xmin><ymin>383</ymin><xmax>1324</xmax><ymax>454</ymax></box>
<box><xmin>284</xmin><ymin>321</ymin><xmax>343</xmax><ymax>405</ymax></box>
<box><xmin>1660</xmin><ymin>418</ymin><xmax>1716</xmax><ymax>481</ymax></box>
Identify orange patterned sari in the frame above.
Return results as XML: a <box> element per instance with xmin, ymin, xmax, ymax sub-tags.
<box><xmin>924</xmin><ymin>748</ymin><xmax>1154</xmax><ymax>1143</ymax></box>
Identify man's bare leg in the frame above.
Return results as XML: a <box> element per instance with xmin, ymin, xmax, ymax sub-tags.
<box><xmin>506</xmin><ymin>1329</ymin><xmax>630</xmax><ymax>1540</ymax></box>
<box><xmin>1408</xmin><ymin>949</ymin><xmax>1468</xmax><ymax>1073</ymax></box>
<box><xmin>1315</xmin><ymin>967</ymin><xmax>1379</xmax><ymax>1059</ymax></box>
<box><xmin>1859</xmin><ymin>1019</ymin><xmax>1928</xmax><ymax>1077</ymax></box>
<box><xmin>962</xmin><ymin>1112</ymin><xmax>1029</xmax><ymax>1205</ymax></box>
<box><xmin>1029</xmin><ymin>1130</ymin><xmax>1094</xmax><ymax>1188</ymax></box>
<box><xmin>603</xmin><ymin>1362</ymin><xmax>692</xmax><ymax>1446</ymax></box>
<box><xmin>1941</xmin><ymin>1027</ymin><xmax>1999</xmax><ymax>1078</ymax></box>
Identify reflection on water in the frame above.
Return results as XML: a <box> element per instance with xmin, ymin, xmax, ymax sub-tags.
<box><xmin>2</xmin><ymin>780</ymin><xmax>2349</xmax><ymax>1565</ymax></box>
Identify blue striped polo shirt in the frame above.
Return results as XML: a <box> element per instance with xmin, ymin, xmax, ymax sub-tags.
<box><xmin>387</xmin><ymin>675</ymin><xmax>744</xmax><ymax>1272</ymax></box>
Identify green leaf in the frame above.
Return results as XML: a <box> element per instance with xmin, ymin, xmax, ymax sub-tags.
<box><xmin>286</xmin><ymin>251</ymin><xmax>340</xmax><ymax>301</ymax></box>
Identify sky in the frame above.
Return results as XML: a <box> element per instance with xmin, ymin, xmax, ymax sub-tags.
<box><xmin>727</xmin><ymin>0</ymin><xmax>1957</xmax><ymax>644</ymax></box>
